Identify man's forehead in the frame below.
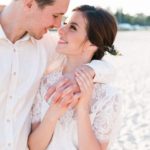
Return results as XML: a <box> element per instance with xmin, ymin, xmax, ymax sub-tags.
<box><xmin>50</xmin><ymin>0</ymin><xmax>70</xmax><ymax>13</ymax></box>
<box><xmin>44</xmin><ymin>2</ymin><xmax>69</xmax><ymax>13</ymax></box>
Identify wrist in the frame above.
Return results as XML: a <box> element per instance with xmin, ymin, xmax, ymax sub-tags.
<box><xmin>76</xmin><ymin>106</ymin><xmax>90</xmax><ymax>116</ymax></box>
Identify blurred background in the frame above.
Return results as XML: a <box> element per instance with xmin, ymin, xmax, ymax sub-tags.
<box><xmin>1</xmin><ymin>0</ymin><xmax>150</xmax><ymax>150</ymax></box>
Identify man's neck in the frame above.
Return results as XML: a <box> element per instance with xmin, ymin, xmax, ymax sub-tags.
<box><xmin>0</xmin><ymin>5</ymin><xmax>26</xmax><ymax>43</ymax></box>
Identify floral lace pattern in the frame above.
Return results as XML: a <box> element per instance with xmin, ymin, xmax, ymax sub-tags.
<box><xmin>31</xmin><ymin>71</ymin><xmax>121</xmax><ymax>143</ymax></box>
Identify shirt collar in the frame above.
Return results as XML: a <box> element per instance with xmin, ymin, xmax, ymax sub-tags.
<box><xmin>0</xmin><ymin>25</ymin><xmax>31</xmax><ymax>42</ymax></box>
<box><xmin>0</xmin><ymin>25</ymin><xmax>7</xmax><ymax>39</ymax></box>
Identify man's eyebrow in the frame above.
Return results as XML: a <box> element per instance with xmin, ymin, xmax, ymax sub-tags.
<box><xmin>55</xmin><ymin>13</ymin><xmax>65</xmax><ymax>15</ymax></box>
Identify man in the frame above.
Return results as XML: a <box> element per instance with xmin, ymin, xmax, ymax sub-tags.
<box><xmin>0</xmin><ymin>0</ymin><xmax>114</xmax><ymax>149</ymax></box>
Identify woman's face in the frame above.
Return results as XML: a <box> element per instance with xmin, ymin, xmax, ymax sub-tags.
<box><xmin>56</xmin><ymin>11</ymin><xmax>90</xmax><ymax>56</ymax></box>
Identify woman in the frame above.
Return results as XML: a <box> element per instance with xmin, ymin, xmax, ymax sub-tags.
<box><xmin>28</xmin><ymin>5</ymin><xmax>121</xmax><ymax>150</ymax></box>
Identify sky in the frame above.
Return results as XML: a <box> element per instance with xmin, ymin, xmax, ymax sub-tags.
<box><xmin>0</xmin><ymin>0</ymin><xmax>149</xmax><ymax>16</ymax></box>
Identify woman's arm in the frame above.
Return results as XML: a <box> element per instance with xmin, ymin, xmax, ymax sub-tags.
<box><xmin>77</xmin><ymin>110</ymin><xmax>108</xmax><ymax>150</ymax></box>
<box><xmin>28</xmin><ymin>107</ymin><xmax>58</xmax><ymax>150</ymax></box>
<box><xmin>75</xmin><ymin>70</ymin><xmax>109</xmax><ymax>150</ymax></box>
<box><xmin>28</xmin><ymin>82</ymin><xmax>77</xmax><ymax>150</ymax></box>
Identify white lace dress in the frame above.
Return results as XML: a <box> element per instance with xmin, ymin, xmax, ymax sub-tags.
<box><xmin>31</xmin><ymin>70</ymin><xmax>122</xmax><ymax>150</ymax></box>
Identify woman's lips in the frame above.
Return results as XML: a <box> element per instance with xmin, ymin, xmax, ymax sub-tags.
<box><xmin>58</xmin><ymin>38</ymin><xmax>68</xmax><ymax>44</ymax></box>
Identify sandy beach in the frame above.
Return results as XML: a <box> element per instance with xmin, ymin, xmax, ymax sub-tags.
<box><xmin>105</xmin><ymin>31</ymin><xmax>150</xmax><ymax>150</ymax></box>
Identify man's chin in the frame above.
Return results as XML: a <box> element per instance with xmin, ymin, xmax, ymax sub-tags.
<box><xmin>33</xmin><ymin>34</ymin><xmax>43</xmax><ymax>40</ymax></box>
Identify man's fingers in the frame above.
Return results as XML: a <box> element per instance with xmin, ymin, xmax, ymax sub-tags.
<box><xmin>55</xmin><ymin>77</ymin><xmax>70</xmax><ymax>89</ymax></box>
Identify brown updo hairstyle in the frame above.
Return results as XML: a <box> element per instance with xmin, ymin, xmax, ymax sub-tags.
<box><xmin>73</xmin><ymin>5</ymin><xmax>118</xmax><ymax>60</ymax></box>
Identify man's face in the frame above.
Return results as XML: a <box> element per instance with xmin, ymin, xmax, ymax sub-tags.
<box><xmin>25</xmin><ymin>0</ymin><xmax>70</xmax><ymax>39</ymax></box>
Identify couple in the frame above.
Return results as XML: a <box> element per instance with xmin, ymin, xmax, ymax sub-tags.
<box><xmin>0</xmin><ymin>0</ymin><xmax>121</xmax><ymax>150</ymax></box>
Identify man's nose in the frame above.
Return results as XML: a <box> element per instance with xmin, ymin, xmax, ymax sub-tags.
<box><xmin>53</xmin><ymin>19</ymin><xmax>62</xmax><ymax>28</ymax></box>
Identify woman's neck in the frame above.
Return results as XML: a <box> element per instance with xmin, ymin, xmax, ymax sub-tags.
<box><xmin>63</xmin><ymin>55</ymin><xmax>91</xmax><ymax>74</ymax></box>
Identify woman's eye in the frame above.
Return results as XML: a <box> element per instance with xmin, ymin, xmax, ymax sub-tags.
<box><xmin>63</xmin><ymin>22</ymin><xmax>67</xmax><ymax>25</ymax></box>
<box><xmin>70</xmin><ymin>25</ymin><xmax>77</xmax><ymax>31</ymax></box>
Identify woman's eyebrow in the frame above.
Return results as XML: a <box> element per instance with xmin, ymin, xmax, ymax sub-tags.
<box><xmin>70</xmin><ymin>22</ymin><xmax>79</xmax><ymax>27</ymax></box>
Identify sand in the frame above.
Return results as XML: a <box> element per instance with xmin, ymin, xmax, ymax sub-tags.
<box><xmin>105</xmin><ymin>31</ymin><xmax>150</xmax><ymax>150</ymax></box>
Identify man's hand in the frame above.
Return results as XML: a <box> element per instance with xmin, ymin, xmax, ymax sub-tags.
<box><xmin>74</xmin><ymin>65</ymin><xmax>95</xmax><ymax>80</ymax></box>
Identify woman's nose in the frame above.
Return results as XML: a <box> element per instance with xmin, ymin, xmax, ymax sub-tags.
<box><xmin>58</xmin><ymin>26</ymin><xmax>65</xmax><ymax>35</ymax></box>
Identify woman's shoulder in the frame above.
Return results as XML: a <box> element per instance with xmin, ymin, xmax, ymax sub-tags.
<box><xmin>91</xmin><ymin>83</ymin><xmax>122</xmax><ymax>112</ymax></box>
<box><xmin>93</xmin><ymin>83</ymin><xmax>120</xmax><ymax>99</ymax></box>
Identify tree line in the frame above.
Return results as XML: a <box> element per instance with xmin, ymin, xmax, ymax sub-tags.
<box><xmin>115</xmin><ymin>9</ymin><xmax>150</xmax><ymax>26</ymax></box>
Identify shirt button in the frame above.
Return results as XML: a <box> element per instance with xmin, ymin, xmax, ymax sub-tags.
<box><xmin>8</xmin><ymin>142</ymin><xmax>12</xmax><ymax>146</ymax></box>
<box><xmin>6</xmin><ymin>119</ymin><xmax>11</xmax><ymax>123</ymax></box>
<box><xmin>9</xmin><ymin>96</ymin><xmax>12</xmax><ymax>99</ymax></box>
<box><xmin>13</xmin><ymin>49</ymin><xmax>16</xmax><ymax>52</ymax></box>
<box><xmin>13</xmin><ymin>72</ymin><xmax>16</xmax><ymax>75</ymax></box>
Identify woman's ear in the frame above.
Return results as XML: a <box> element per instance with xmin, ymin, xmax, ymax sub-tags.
<box><xmin>89</xmin><ymin>44</ymin><xmax>97</xmax><ymax>53</ymax></box>
<box><xmin>84</xmin><ymin>41</ymin><xmax>97</xmax><ymax>52</ymax></box>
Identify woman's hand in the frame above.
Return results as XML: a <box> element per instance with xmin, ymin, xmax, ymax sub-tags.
<box><xmin>46</xmin><ymin>81</ymin><xmax>80</xmax><ymax>121</ymax></box>
<box><xmin>75</xmin><ymin>68</ymin><xmax>94</xmax><ymax>113</ymax></box>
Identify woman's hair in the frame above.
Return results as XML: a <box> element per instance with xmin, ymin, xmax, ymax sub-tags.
<box><xmin>73</xmin><ymin>5</ymin><xmax>118</xmax><ymax>60</ymax></box>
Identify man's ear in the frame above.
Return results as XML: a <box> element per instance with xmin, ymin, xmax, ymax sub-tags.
<box><xmin>24</xmin><ymin>0</ymin><xmax>34</xmax><ymax>9</ymax></box>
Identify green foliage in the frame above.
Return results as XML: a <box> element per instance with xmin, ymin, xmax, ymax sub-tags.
<box><xmin>115</xmin><ymin>9</ymin><xmax>150</xmax><ymax>26</ymax></box>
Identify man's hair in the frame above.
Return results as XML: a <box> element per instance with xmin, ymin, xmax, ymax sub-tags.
<box><xmin>35</xmin><ymin>0</ymin><xmax>55</xmax><ymax>8</ymax></box>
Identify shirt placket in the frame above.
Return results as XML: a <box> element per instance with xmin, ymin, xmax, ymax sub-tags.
<box><xmin>5</xmin><ymin>46</ymin><xmax>19</xmax><ymax>150</ymax></box>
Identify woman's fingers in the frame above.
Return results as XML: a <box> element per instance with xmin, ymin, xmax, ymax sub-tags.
<box><xmin>68</xmin><ymin>93</ymin><xmax>81</xmax><ymax>109</ymax></box>
<box><xmin>75</xmin><ymin>70</ymin><xmax>93</xmax><ymax>92</ymax></box>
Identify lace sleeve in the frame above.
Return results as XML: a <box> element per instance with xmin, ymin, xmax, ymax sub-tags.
<box><xmin>31</xmin><ymin>89</ymin><xmax>42</xmax><ymax>124</ymax></box>
<box><xmin>92</xmin><ymin>85</ymin><xmax>122</xmax><ymax>143</ymax></box>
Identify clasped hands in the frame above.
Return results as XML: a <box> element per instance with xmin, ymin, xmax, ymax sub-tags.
<box><xmin>44</xmin><ymin>65</ymin><xmax>95</xmax><ymax>120</ymax></box>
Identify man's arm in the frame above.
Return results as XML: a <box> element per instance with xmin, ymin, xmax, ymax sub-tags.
<box><xmin>87</xmin><ymin>60</ymin><xmax>115</xmax><ymax>83</ymax></box>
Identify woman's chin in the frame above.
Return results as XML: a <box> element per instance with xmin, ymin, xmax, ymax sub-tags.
<box><xmin>56</xmin><ymin>48</ymin><xmax>65</xmax><ymax>54</ymax></box>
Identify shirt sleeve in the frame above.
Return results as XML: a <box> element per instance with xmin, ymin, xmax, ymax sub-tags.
<box><xmin>87</xmin><ymin>60</ymin><xmax>116</xmax><ymax>83</ymax></box>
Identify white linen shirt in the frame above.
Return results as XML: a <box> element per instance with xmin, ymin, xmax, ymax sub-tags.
<box><xmin>0</xmin><ymin>26</ymin><xmax>64</xmax><ymax>150</ymax></box>
<box><xmin>0</xmin><ymin>25</ymin><xmax>115</xmax><ymax>150</ymax></box>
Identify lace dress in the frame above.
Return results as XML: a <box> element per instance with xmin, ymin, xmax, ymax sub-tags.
<box><xmin>31</xmin><ymin>70</ymin><xmax>122</xmax><ymax>150</ymax></box>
